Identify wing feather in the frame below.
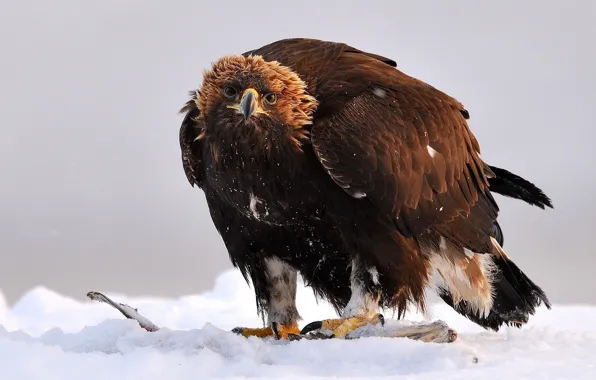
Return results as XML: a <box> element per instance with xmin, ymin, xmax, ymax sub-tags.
<box><xmin>305</xmin><ymin>50</ymin><xmax>499</xmax><ymax>252</ymax></box>
<box><xmin>179</xmin><ymin>92</ymin><xmax>205</xmax><ymax>188</ymax></box>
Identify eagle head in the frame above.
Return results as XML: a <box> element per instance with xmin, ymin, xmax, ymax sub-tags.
<box><xmin>195</xmin><ymin>55</ymin><xmax>319</xmax><ymax>149</ymax></box>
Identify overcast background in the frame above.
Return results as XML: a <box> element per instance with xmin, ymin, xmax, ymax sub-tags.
<box><xmin>0</xmin><ymin>0</ymin><xmax>594</xmax><ymax>306</ymax></box>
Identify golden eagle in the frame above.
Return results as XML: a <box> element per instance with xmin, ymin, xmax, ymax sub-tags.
<box><xmin>179</xmin><ymin>38</ymin><xmax>552</xmax><ymax>341</ymax></box>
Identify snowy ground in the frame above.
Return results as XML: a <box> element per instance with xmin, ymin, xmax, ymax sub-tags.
<box><xmin>1</xmin><ymin>270</ymin><xmax>595</xmax><ymax>379</ymax></box>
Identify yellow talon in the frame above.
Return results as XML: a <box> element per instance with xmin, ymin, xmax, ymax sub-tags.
<box><xmin>232</xmin><ymin>322</ymin><xmax>301</xmax><ymax>340</ymax></box>
<box><xmin>320</xmin><ymin>318</ymin><xmax>346</xmax><ymax>331</ymax></box>
<box><xmin>236</xmin><ymin>326</ymin><xmax>275</xmax><ymax>338</ymax></box>
<box><xmin>332</xmin><ymin>314</ymin><xmax>384</xmax><ymax>338</ymax></box>
<box><xmin>301</xmin><ymin>313</ymin><xmax>385</xmax><ymax>339</ymax></box>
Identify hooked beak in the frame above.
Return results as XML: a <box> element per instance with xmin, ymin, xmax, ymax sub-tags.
<box><xmin>239</xmin><ymin>88</ymin><xmax>259</xmax><ymax>120</ymax></box>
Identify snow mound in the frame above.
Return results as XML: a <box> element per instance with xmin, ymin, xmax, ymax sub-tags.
<box><xmin>0</xmin><ymin>269</ymin><xmax>595</xmax><ymax>379</ymax></box>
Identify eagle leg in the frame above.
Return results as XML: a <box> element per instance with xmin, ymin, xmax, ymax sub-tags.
<box><xmin>299</xmin><ymin>259</ymin><xmax>457</xmax><ymax>342</ymax></box>
<box><xmin>300</xmin><ymin>259</ymin><xmax>387</xmax><ymax>339</ymax></box>
<box><xmin>232</xmin><ymin>258</ymin><xmax>302</xmax><ymax>340</ymax></box>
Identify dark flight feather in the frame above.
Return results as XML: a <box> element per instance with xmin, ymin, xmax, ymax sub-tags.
<box><xmin>488</xmin><ymin>165</ymin><xmax>553</xmax><ymax>209</ymax></box>
<box><xmin>179</xmin><ymin>91</ymin><xmax>205</xmax><ymax>187</ymax></box>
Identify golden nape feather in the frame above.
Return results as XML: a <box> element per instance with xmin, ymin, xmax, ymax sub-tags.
<box><xmin>197</xmin><ymin>55</ymin><xmax>318</xmax><ymax>150</ymax></box>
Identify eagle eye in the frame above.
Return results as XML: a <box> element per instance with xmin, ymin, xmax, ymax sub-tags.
<box><xmin>223</xmin><ymin>86</ymin><xmax>238</xmax><ymax>98</ymax></box>
<box><xmin>263</xmin><ymin>93</ymin><xmax>277</xmax><ymax>105</ymax></box>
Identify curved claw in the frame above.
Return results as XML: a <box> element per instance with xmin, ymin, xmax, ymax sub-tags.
<box><xmin>270</xmin><ymin>322</ymin><xmax>303</xmax><ymax>339</ymax></box>
<box><xmin>303</xmin><ymin>332</ymin><xmax>332</xmax><ymax>340</ymax></box>
<box><xmin>300</xmin><ymin>320</ymin><xmax>323</xmax><ymax>335</ymax></box>
<box><xmin>271</xmin><ymin>322</ymin><xmax>281</xmax><ymax>340</ymax></box>
<box><xmin>287</xmin><ymin>333</ymin><xmax>303</xmax><ymax>341</ymax></box>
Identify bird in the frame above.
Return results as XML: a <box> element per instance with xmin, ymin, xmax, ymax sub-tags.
<box><xmin>178</xmin><ymin>38</ymin><xmax>553</xmax><ymax>341</ymax></box>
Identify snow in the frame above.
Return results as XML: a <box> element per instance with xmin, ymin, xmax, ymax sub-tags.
<box><xmin>1</xmin><ymin>270</ymin><xmax>595</xmax><ymax>379</ymax></box>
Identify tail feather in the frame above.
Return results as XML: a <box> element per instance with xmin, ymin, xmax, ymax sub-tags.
<box><xmin>488</xmin><ymin>165</ymin><xmax>553</xmax><ymax>209</ymax></box>
<box><xmin>436</xmin><ymin>164</ymin><xmax>552</xmax><ymax>330</ymax></box>
<box><xmin>438</xmin><ymin>252</ymin><xmax>551</xmax><ymax>331</ymax></box>
<box><xmin>492</xmin><ymin>221</ymin><xmax>504</xmax><ymax>247</ymax></box>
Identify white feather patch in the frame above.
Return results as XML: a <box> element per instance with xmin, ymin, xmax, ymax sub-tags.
<box><xmin>425</xmin><ymin>238</ymin><xmax>497</xmax><ymax>319</ymax></box>
<box><xmin>427</xmin><ymin>145</ymin><xmax>438</xmax><ymax>158</ymax></box>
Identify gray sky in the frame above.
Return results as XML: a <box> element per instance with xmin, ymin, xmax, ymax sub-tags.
<box><xmin>0</xmin><ymin>0</ymin><xmax>594</xmax><ymax>305</ymax></box>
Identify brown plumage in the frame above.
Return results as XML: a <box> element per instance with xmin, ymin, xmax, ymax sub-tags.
<box><xmin>179</xmin><ymin>38</ymin><xmax>552</xmax><ymax>338</ymax></box>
